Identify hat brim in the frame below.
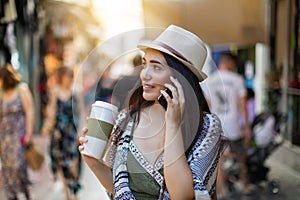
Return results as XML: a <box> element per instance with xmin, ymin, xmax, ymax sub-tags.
<box><xmin>137</xmin><ymin>41</ymin><xmax>207</xmax><ymax>82</ymax></box>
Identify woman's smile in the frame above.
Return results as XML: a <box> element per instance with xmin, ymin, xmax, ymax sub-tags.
<box><xmin>142</xmin><ymin>83</ymin><xmax>155</xmax><ymax>92</ymax></box>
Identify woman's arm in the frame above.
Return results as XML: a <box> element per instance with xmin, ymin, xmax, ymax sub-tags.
<box><xmin>162</xmin><ymin>77</ymin><xmax>195</xmax><ymax>199</ymax></box>
<box><xmin>164</xmin><ymin>113</ymin><xmax>222</xmax><ymax>200</ymax></box>
<box><xmin>82</xmin><ymin>154</ymin><xmax>114</xmax><ymax>193</ymax></box>
<box><xmin>19</xmin><ymin>83</ymin><xmax>34</xmax><ymax>144</ymax></box>
<box><xmin>164</xmin><ymin>125</ymin><xmax>195</xmax><ymax>200</ymax></box>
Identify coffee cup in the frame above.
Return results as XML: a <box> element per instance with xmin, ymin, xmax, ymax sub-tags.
<box><xmin>82</xmin><ymin>101</ymin><xmax>118</xmax><ymax>160</ymax></box>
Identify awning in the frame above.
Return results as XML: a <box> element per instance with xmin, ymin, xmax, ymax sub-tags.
<box><xmin>142</xmin><ymin>0</ymin><xmax>268</xmax><ymax>47</ymax></box>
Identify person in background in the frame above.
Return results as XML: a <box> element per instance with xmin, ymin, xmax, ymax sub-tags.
<box><xmin>204</xmin><ymin>53</ymin><xmax>253</xmax><ymax>199</ymax></box>
<box><xmin>113</xmin><ymin>53</ymin><xmax>142</xmax><ymax>110</ymax></box>
<box><xmin>95</xmin><ymin>66</ymin><xmax>117</xmax><ymax>103</ymax></box>
<box><xmin>240</xmin><ymin>88</ymin><xmax>255</xmax><ymax>128</ymax></box>
<box><xmin>0</xmin><ymin>46</ymin><xmax>34</xmax><ymax>200</ymax></box>
<box><xmin>79</xmin><ymin>25</ymin><xmax>223</xmax><ymax>200</ymax></box>
<box><xmin>246</xmin><ymin>88</ymin><xmax>255</xmax><ymax>125</ymax></box>
<box><xmin>45</xmin><ymin>66</ymin><xmax>84</xmax><ymax>200</ymax></box>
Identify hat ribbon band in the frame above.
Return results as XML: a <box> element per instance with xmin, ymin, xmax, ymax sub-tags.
<box><xmin>153</xmin><ymin>41</ymin><xmax>192</xmax><ymax>65</ymax></box>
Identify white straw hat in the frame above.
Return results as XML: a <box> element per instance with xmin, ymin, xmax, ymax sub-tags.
<box><xmin>138</xmin><ymin>25</ymin><xmax>207</xmax><ymax>82</ymax></box>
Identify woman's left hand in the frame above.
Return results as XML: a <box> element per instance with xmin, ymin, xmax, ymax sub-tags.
<box><xmin>24</xmin><ymin>134</ymin><xmax>31</xmax><ymax>144</ymax></box>
<box><xmin>162</xmin><ymin>76</ymin><xmax>185</xmax><ymax>128</ymax></box>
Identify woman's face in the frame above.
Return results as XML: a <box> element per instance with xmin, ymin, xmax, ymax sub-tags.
<box><xmin>140</xmin><ymin>49</ymin><xmax>172</xmax><ymax>102</ymax></box>
<box><xmin>61</xmin><ymin>71</ymin><xmax>73</xmax><ymax>87</ymax></box>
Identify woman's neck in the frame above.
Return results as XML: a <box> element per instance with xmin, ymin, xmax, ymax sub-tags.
<box><xmin>135</xmin><ymin>104</ymin><xmax>166</xmax><ymax>139</ymax></box>
<box><xmin>142</xmin><ymin>104</ymin><xmax>165</xmax><ymax>120</ymax></box>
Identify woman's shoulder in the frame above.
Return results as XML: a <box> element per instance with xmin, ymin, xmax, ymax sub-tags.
<box><xmin>18</xmin><ymin>82</ymin><xmax>29</xmax><ymax>91</ymax></box>
<box><xmin>18</xmin><ymin>82</ymin><xmax>31</xmax><ymax>95</ymax></box>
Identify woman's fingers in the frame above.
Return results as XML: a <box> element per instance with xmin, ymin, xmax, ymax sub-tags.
<box><xmin>79</xmin><ymin>136</ymin><xmax>88</xmax><ymax>143</ymax></box>
<box><xmin>164</xmin><ymin>84</ymin><xmax>177</xmax><ymax>100</ymax></box>
<box><xmin>78</xmin><ymin>145</ymin><xmax>84</xmax><ymax>152</ymax></box>
<box><xmin>160</xmin><ymin>88</ymin><xmax>173</xmax><ymax>103</ymax></box>
<box><xmin>82</xmin><ymin>127</ymin><xmax>88</xmax><ymax>136</ymax></box>
<box><xmin>164</xmin><ymin>76</ymin><xmax>185</xmax><ymax>105</ymax></box>
<box><xmin>170</xmin><ymin>76</ymin><xmax>185</xmax><ymax>104</ymax></box>
<box><xmin>78</xmin><ymin>135</ymin><xmax>87</xmax><ymax>152</ymax></box>
<box><xmin>78</xmin><ymin>127</ymin><xmax>88</xmax><ymax>145</ymax></box>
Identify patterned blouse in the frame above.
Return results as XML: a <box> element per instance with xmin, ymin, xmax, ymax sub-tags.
<box><xmin>111</xmin><ymin>111</ymin><xmax>222</xmax><ymax>200</ymax></box>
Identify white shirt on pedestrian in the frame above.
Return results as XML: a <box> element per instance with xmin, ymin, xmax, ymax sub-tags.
<box><xmin>202</xmin><ymin>70</ymin><xmax>246</xmax><ymax>141</ymax></box>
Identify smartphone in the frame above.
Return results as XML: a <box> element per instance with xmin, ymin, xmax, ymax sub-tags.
<box><xmin>158</xmin><ymin>88</ymin><xmax>173</xmax><ymax>110</ymax></box>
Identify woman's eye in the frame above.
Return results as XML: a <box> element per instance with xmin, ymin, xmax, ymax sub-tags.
<box><xmin>153</xmin><ymin>65</ymin><xmax>162</xmax><ymax>70</ymax></box>
<box><xmin>141</xmin><ymin>63</ymin><xmax>163</xmax><ymax>70</ymax></box>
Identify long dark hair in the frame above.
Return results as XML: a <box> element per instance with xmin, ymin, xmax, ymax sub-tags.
<box><xmin>127</xmin><ymin>51</ymin><xmax>210</xmax><ymax>155</ymax></box>
<box><xmin>164</xmin><ymin>53</ymin><xmax>210</xmax><ymax>154</ymax></box>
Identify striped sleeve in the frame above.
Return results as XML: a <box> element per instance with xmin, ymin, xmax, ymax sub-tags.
<box><xmin>188</xmin><ymin>113</ymin><xmax>222</xmax><ymax>200</ymax></box>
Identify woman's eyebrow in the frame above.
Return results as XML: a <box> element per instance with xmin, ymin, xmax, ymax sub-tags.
<box><xmin>143</xmin><ymin>57</ymin><xmax>165</xmax><ymax>65</ymax></box>
<box><xmin>150</xmin><ymin>60</ymin><xmax>163</xmax><ymax>65</ymax></box>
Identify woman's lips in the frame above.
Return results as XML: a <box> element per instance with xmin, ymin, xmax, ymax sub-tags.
<box><xmin>143</xmin><ymin>84</ymin><xmax>155</xmax><ymax>92</ymax></box>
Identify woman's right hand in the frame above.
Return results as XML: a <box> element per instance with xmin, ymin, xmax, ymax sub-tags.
<box><xmin>78</xmin><ymin>127</ymin><xmax>88</xmax><ymax>152</ymax></box>
<box><xmin>78</xmin><ymin>127</ymin><xmax>100</xmax><ymax>168</ymax></box>
<box><xmin>78</xmin><ymin>127</ymin><xmax>114</xmax><ymax>192</ymax></box>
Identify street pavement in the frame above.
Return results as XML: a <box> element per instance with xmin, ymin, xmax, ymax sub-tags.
<box><xmin>0</xmin><ymin>135</ymin><xmax>300</xmax><ymax>200</ymax></box>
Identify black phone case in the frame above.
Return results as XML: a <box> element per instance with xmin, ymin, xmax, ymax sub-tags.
<box><xmin>158</xmin><ymin>88</ymin><xmax>173</xmax><ymax>110</ymax></box>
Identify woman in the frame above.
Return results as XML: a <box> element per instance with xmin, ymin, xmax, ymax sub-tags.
<box><xmin>79</xmin><ymin>25</ymin><xmax>223</xmax><ymax>200</ymax></box>
<box><xmin>0</xmin><ymin>47</ymin><xmax>34</xmax><ymax>200</ymax></box>
<box><xmin>46</xmin><ymin>66</ymin><xmax>84</xmax><ymax>200</ymax></box>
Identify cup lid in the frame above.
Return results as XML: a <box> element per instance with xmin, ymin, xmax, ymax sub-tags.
<box><xmin>93</xmin><ymin>101</ymin><xmax>118</xmax><ymax>113</ymax></box>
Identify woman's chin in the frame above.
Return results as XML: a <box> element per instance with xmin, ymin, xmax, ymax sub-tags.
<box><xmin>142</xmin><ymin>93</ymin><xmax>158</xmax><ymax>102</ymax></box>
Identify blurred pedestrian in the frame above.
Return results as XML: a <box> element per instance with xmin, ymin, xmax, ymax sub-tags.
<box><xmin>95</xmin><ymin>66</ymin><xmax>116</xmax><ymax>103</ymax></box>
<box><xmin>240</xmin><ymin>88</ymin><xmax>255</xmax><ymax>127</ymax></box>
<box><xmin>79</xmin><ymin>25</ymin><xmax>223</xmax><ymax>199</ymax></box>
<box><xmin>113</xmin><ymin>53</ymin><xmax>142</xmax><ymax>110</ymax></box>
<box><xmin>45</xmin><ymin>66</ymin><xmax>84</xmax><ymax>200</ymax></box>
<box><xmin>0</xmin><ymin>46</ymin><xmax>34</xmax><ymax>200</ymax></box>
<box><xmin>204</xmin><ymin>52</ymin><xmax>252</xmax><ymax>199</ymax></box>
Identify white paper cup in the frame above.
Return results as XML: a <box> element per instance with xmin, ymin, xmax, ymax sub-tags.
<box><xmin>82</xmin><ymin>101</ymin><xmax>118</xmax><ymax>159</ymax></box>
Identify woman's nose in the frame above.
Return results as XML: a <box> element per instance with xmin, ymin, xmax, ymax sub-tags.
<box><xmin>140</xmin><ymin>65</ymin><xmax>152</xmax><ymax>80</ymax></box>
